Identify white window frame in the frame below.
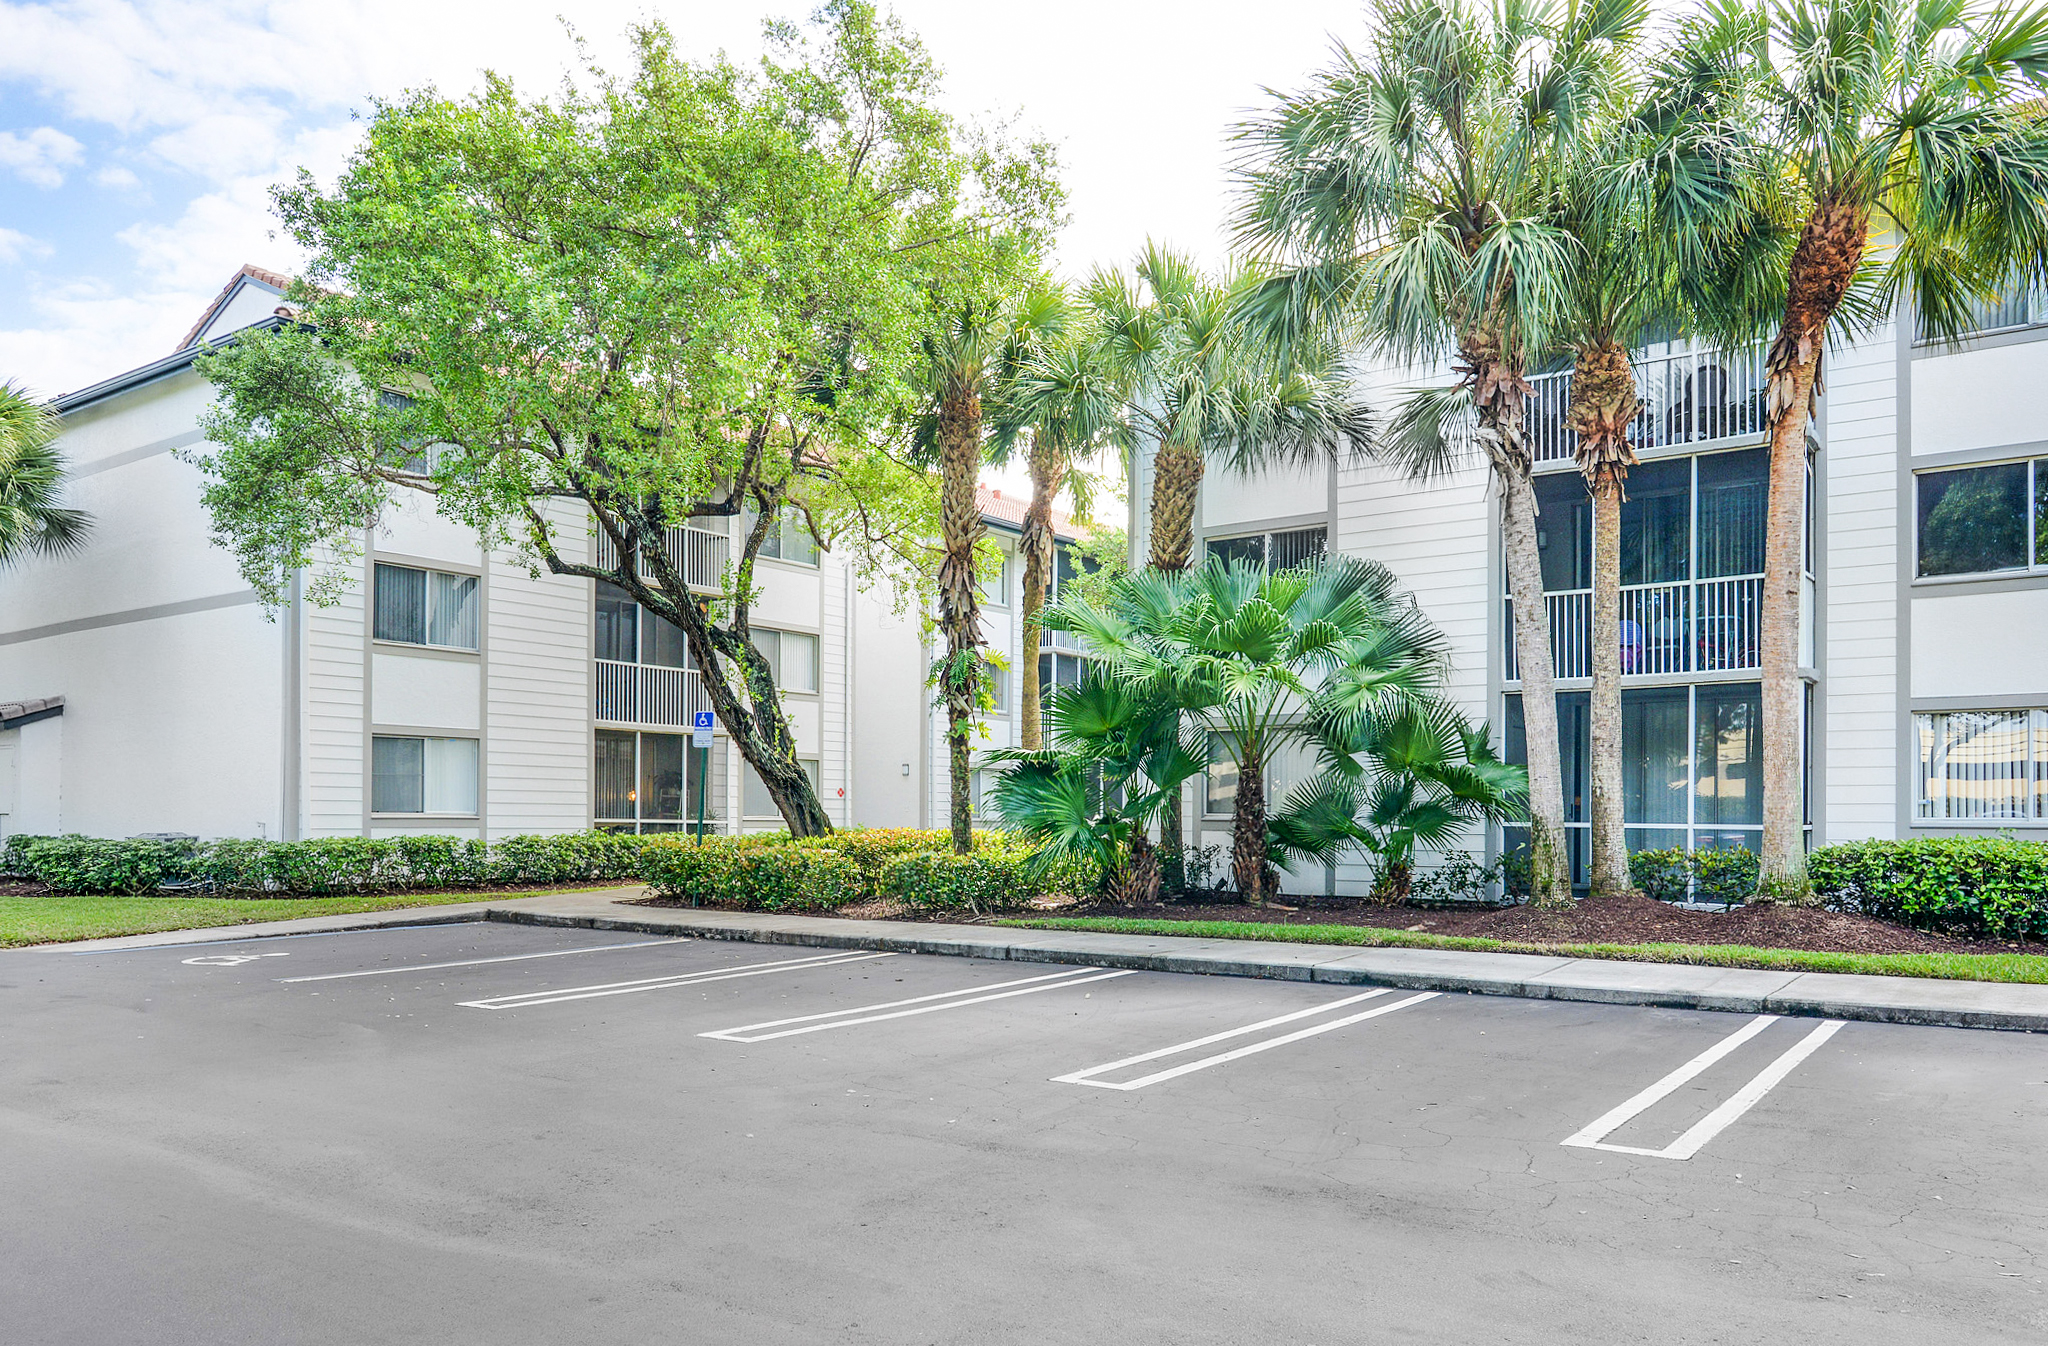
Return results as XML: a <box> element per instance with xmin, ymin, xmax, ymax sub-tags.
<box><xmin>752</xmin><ymin>628</ymin><xmax>819</xmax><ymax>694</ymax></box>
<box><xmin>369</xmin><ymin>734</ymin><xmax>480</xmax><ymax>817</ymax></box>
<box><xmin>742</xmin><ymin>756</ymin><xmax>821</xmax><ymax>819</ymax></box>
<box><xmin>1915</xmin><ymin>708</ymin><xmax>2048</xmax><ymax>823</ymax></box>
<box><xmin>373</xmin><ymin>561</ymin><xmax>481</xmax><ymax>652</ymax></box>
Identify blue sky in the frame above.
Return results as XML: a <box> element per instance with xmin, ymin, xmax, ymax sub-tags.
<box><xmin>0</xmin><ymin>0</ymin><xmax>1366</xmax><ymax>403</ymax></box>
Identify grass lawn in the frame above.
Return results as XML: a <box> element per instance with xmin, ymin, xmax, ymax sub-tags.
<box><xmin>0</xmin><ymin>889</ymin><xmax>568</xmax><ymax>948</ymax></box>
<box><xmin>999</xmin><ymin>916</ymin><xmax>2048</xmax><ymax>985</ymax></box>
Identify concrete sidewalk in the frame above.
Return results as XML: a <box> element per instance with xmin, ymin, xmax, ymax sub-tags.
<box><xmin>38</xmin><ymin>886</ymin><xmax>2048</xmax><ymax>1032</ymax></box>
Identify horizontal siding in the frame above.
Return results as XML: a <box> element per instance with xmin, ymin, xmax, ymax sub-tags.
<box><xmin>485</xmin><ymin>502</ymin><xmax>591</xmax><ymax>837</ymax></box>
<box><xmin>303</xmin><ymin>573</ymin><xmax>365</xmax><ymax>837</ymax></box>
<box><xmin>1821</xmin><ymin>323</ymin><xmax>1901</xmax><ymax>841</ymax></box>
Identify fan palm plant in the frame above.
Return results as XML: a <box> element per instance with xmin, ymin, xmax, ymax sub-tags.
<box><xmin>1043</xmin><ymin>555</ymin><xmax>1449</xmax><ymax>904</ymax></box>
<box><xmin>1231</xmin><ymin>0</ymin><xmax>1644</xmax><ymax>907</ymax></box>
<box><xmin>988</xmin><ymin>672</ymin><xmax>1207</xmax><ymax>904</ymax></box>
<box><xmin>0</xmin><ymin>382</ymin><xmax>90</xmax><ymax>566</ymax></box>
<box><xmin>1269</xmin><ymin>704</ymin><xmax>1527</xmax><ymax>900</ymax></box>
<box><xmin>1653</xmin><ymin>0</ymin><xmax>2048</xmax><ymax>895</ymax></box>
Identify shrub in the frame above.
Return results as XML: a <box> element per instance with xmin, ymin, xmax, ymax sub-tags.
<box><xmin>1626</xmin><ymin>847</ymin><xmax>1761</xmax><ymax>906</ymax></box>
<box><xmin>1409</xmin><ymin>853</ymin><xmax>1510</xmax><ymax>907</ymax></box>
<box><xmin>1807</xmin><ymin>836</ymin><xmax>2048</xmax><ymax>940</ymax></box>
<box><xmin>637</xmin><ymin>835</ymin><xmax>863</xmax><ymax>910</ymax></box>
<box><xmin>884</xmin><ymin>848</ymin><xmax>1041</xmax><ymax>914</ymax></box>
<box><xmin>7</xmin><ymin>835</ymin><xmax>198</xmax><ymax>894</ymax></box>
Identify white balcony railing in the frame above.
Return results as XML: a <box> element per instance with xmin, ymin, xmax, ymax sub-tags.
<box><xmin>595</xmin><ymin>660</ymin><xmax>710</xmax><ymax>728</ymax></box>
<box><xmin>1506</xmin><ymin>575</ymin><xmax>1764</xmax><ymax>683</ymax></box>
<box><xmin>595</xmin><ymin>523</ymin><xmax>730</xmax><ymax>591</ymax></box>
<box><xmin>1038</xmin><ymin>626</ymin><xmax>1086</xmax><ymax>654</ymax></box>
<box><xmin>1527</xmin><ymin>342</ymin><xmax>1769</xmax><ymax>465</ymax></box>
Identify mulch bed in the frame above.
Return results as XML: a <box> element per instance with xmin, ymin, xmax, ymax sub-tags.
<box><xmin>1059</xmin><ymin>889</ymin><xmax>2031</xmax><ymax>958</ymax></box>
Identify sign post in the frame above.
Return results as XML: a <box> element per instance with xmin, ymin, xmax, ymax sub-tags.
<box><xmin>691</xmin><ymin>711</ymin><xmax>715</xmax><ymax>845</ymax></box>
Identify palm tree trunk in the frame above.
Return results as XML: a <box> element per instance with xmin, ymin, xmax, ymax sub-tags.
<box><xmin>1230</xmin><ymin>746</ymin><xmax>1269</xmax><ymax>905</ymax></box>
<box><xmin>1588</xmin><ymin>479</ymin><xmax>1627</xmax><ymax>896</ymax></box>
<box><xmin>1148</xmin><ymin>436</ymin><xmax>1204</xmax><ymax>892</ymax></box>
<box><xmin>1148</xmin><ymin>440</ymin><xmax>1204</xmax><ymax>569</ymax></box>
<box><xmin>1468</xmin><ymin>339</ymin><xmax>1571</xmax><ymax>908</ymax></box>
<box><xmin>1018</xmin><ymin>432</ymin><xmax>1064</xmax><ymax>751</ymax></box>
<box><xmin>1759</xmin><ymin>200</ymin><xmax>1867</xmax><ymax>899</ymax></box>
<box><xmin>1568</xmin><ymin>339</ymin><xmax>1640</xmax><ymax>899</ymax></box>
<box><xmin>936</xmin><ymin>388</ymin><xmax>985</xmax><ymax>855</ymax></box>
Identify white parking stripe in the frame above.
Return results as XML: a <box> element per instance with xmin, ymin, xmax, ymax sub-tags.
<box><xmin>277</xmin><ymin>938</ymin><xmax>689</xmax><ymax>982</ymax></box>
<box><xmin>1056</xmin><ymin>991</ymin><xmax>1437</xmax><ymax>1091</ymax></box>
<box><xmin>1563</xmin><ymin>1016</ymin><xmax>1846</xmax><ymax>1160</ymax></box>
<box><xmin>700</xmin><ymin>966</ymin><xmax>1133</xmax><ymax>1042</ymax></box>
<box><xmin>460</xmin><ymin>950</ymin><xmax>895</xmax><ymax>1009</ymax></box>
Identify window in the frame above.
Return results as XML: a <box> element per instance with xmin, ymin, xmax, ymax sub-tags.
<box><xmin>595</xmin><ymin>582</ymin><xmax>691</xmax><ymax>668</ymax></box>
<box><xmin>1206</xmin><ymin>732</ymin><xmax>1240</xmax><ymax>816</ymax></box>
<box><xmin>596</xmin><ymin>729</ymin><xmax>719</xmax><ymax>832</ymax></box>
<box><xmin>1203</xmin><ymin>734</ymin><xmax>1312</xmax><ymax>817</ymax></box>
<box><xmin>371</xmin><ymin>735</ymin><xmax>478</xmax><ymax>815</ymax></box>
<box><xmin>373</xmin><ymin>563</ymin><xmax>479</xmax><ymax>651</ymax></box>
<box><xmin>982</xmin><ymin>659</ymin><xmax>1009</xmax><ymax>714</ymax></box>
<box><xmin>1917</xmin><ymin>709</ymin><xmax>2048</xmax><ymax>821</ymax></box>
<box><xmin>1204</xmin><ymin>526</ymin><xmax>1327</xmax><ymax>572</ymax></box>
<box><xmin>1534</xmin><ymin>474</ymin><xmax>1594</xmax><ymax>593</ymax></box>
<box><xmin>1916</xmin><ymin>460</ymin><xmax>2046</xmax><ymax>578</ymax></box>
<box><xmin>1038</xmin><ymin>651</ymin><xmax>1088</xmax><ymax>707</ymax></box>
<box><xmin>1505</xmin><ymin>683</ymin><xmax>1770</xmax><ymax>874</ymax></box>
<box><xmin>969</xmin><ymin>766</ymin><xmax>1004</xmax><ymax>821</ymax></box>
<box><xmin>980</xmin><ymin>550</ymin><xmax>1010</xmax><ymax>606</ymax></box>
<box><xmin>751</xmin><ymin>629</ymin><xmax>819</xmax><ymax>693</ymax></box>
<box><xmin>743</xmin><ymin>756</ymin><xmax>820</xmax><ymax>818</ymax></box>
<box><xmin>378</xmin><ymin>389</ymin><xmax>433</xmax><ymax>474</ymax></box>
<box><xmin>748</xmin><ymin>507</ymin><xmax>820</xmax><ymax>566</ymax></box>
<box><xmin>1917</xmin><ymin>281</ymin><xmax>2047</xmax><ymax>342</ymax></box>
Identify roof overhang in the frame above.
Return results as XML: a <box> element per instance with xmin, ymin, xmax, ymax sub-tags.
<box><xmin>1</xmin><ymin>696</ymin><xmax>63</xmax><ymax>731</ymax></box>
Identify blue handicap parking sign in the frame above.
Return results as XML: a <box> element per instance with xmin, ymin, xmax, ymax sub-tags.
<box><xmin>692</xmin><ymin>711</ymin><xmax>715</xmax><ymax>748</ymax></box>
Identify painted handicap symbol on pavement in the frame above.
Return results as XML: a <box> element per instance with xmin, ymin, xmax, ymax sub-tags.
<box><xmin>182</xmin><ymin>952</ymin><xmax>292</xmax><ymax>967</ymax></box>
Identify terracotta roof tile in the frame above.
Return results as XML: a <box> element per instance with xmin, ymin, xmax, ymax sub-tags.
<box><xmin>175</xmin><ymin>264</ymin><xmax>296</xmax><ymax>352</ymax></box>
<box><xmin>977</xmin><ymin>485</ymin><xmax>1087</xmax><ymax>542</ymax></box>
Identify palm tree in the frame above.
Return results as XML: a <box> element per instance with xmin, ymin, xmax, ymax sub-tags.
<box><xmin>1085</xmin><ymin>246</ymin><xmax>1371</xmax><ymax>891</ymax></box>
<box><xmin>989</xmin><ymin>287</ymin><xmax>1118</xmax><ymax>751</ymax></box>
<box><xmin>1663</xmin><ymin>0</ymin><xmax>2048</xmax><ymax>895</ymax></box>
<box><xmin>0</xmin><ymin>382</ymin><xmax>90</xmax><ymax>566</ymax></box>
<box><xmin>914</xmin><ymin>289</ymin><xmax>1069</xmax><ymax>854</ymax></box>
<box><xmin>1233</xmin><ymin>0</ymin><xmax>1645</xmax><ymax>906</ymax></box>
<box><xmin>1046</xmin><ymin>555</ymin><xmax>1447</xmax><ymax>904</ymax></box>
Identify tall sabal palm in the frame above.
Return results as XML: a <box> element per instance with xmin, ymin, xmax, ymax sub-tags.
<box><xmin>1094</xmin><ymin>246</ymin><xmax>1372</xmax><ymax>573</ymax></box>
<box><xmin>1659</xmin><ymin>0</ymin><xmax>2048</xmax><ymax>894</ymax></box>
<box><xmin>991</xmin><ymin>288</ymin><xmax>1119</xmax><ymax>750</ymax></box>
<box><xmin>1234</xmin><ymin>0</ymin><xmax>1645</xmax><ymax>906</ymax></box>
<box><xmin>915</xmin><ymin>294</ymin><xmax>1055</xmax><ymax>853</ymax></box>
<box><xmin>1046</xmin><ymin>555</ymin><xmax>1447</xmax><ymax>904</ymax></box>
<box><xmin>0</xmin><ymin>382</ymin><xmax>90</xmax><ymax>566</ymax></box>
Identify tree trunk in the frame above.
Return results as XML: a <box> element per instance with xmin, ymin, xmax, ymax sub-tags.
<box><xmin>1018</xmin><ymin>432</ymin><xmax>1064</xmax><ymax>752</ymax></box>
<box><xmin>1148</xmin><ymin>440</ymin><xmax>1205</xmax><ymax>570</ymax></box>
<box><xmin>1759</xmin><ymin>200</ymin><xmax>1868</xmax><ymax>899</ymax></box>
<box><xmin>1587</xmin><ymin>479</ymin><xmax>1627</xmax><ymax>896</ymax></box>
<box><xmin>1116</xmin><ymin>829</ymin><xmax>1161</xmax><ymax>905</ymax></box>
<box><xmin>1147</xmin><ymin>436</ymin><xmax>1203</xmax><ymax>892</ymax></box>
<box><xmin>1569</xmin><ymin>339</ymin><xmax>1640</xmax><ymax>899</ymax></box>
<box><xmin>1230</xmin><ymin>746</ymin><xmax>1270</xmax><ymax>905</ymax></box>
<box><xmin>936</xmin><ymin>388</ymin><xmax>986</xmax><ymax>855</ymax></box>
<box><xmin>1467</xmin><ymin>337</ymin><xmax>1571</xmax><ymax>907</ymax></box>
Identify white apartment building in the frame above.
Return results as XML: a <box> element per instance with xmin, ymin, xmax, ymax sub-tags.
<box><xmin>1146</xmin><ymin>299</ymin><xmax>2048</xmax><ymax>893</ymax></box>
<box><xmin>0</xmin><ymin>265</ymin><xmax>985</xmax><ymax>842</ymax></box>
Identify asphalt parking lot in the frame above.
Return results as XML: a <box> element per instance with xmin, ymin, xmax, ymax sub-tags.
<box><xmin>3</xmin><ymin>921</ymin><xmax>2044</xmax><ymax>1345</ymax></box>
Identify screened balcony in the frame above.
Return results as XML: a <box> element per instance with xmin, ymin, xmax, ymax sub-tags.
<box><xmin>595</xmin><ymin>522</ymin><xmax>731</xmax><ymax>592</ymax></box>
<box><xmin>1525</xmin><ymin>341</ymin><xmax>1769</xmax><ymax>466</ymax></box>
<box><xmin>1505</xmin><ymin>447</ymin><xmax>1781</xmax><ymax>683</ymax></box>
<box><xmin>594</xmin><ymin>581</ymin><xmax>711</xmax><ymax>729</ymax></box>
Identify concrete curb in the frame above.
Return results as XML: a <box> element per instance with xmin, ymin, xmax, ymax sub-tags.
<box><xmin>479</xmin><ymin>900</ymin><xmax>2048</xmax><ymax>1034</ymax></box>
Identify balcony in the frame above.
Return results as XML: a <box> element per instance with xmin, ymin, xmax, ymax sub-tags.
<box><xmin>595</xmin><ymin>523</ymin><xmax>731</xmax><ymax>592</ymax></box>
<box><xmin>1527</xmin><ymin>342</ymin><xmax>1769</xmax><ymax>466</ymax></box>
<box><xmin>1038</xmin><ymin>626</ymin><xmax>1086</xmax><ymax>653</ymax></box>
<box><xmin>1505</xmin><ymin>575</ymin><xmax>1765</xmax><ymax>683</ymax></box>
<box><xmin>595</xmin><ymin>659</ymin><xmax>711</xmax><ymax>729</ymax></box>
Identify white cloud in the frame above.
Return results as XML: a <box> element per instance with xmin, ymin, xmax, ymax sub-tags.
<box><xmin>0</xmin><ymin>125</ymin><xmax>85</xmax><ymax>187</ymax></box>
<box><xmin>0</xmin><ymin>225</ymin><xmax>52</xmax><ymax>263</ymax></box>
<box><xmin>93</xmin><ymin>164</ymin><xmax>141</xmax><ymax>189</ymax></box>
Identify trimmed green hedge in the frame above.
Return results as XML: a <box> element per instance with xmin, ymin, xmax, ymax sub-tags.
<box><xmin>0</xmin><ymin>831</ymin><xmax>655</xmax><ymax>896</ymax></box>
<box><xmin>1808</xmin><ymin>836</ymin><xmax>2048</xmax><ymax>940</ymax></box>
<box><xmin>639</xmin><ymin>829</ymin><xmax>1095</xmax><ymax>913</ymax></box>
